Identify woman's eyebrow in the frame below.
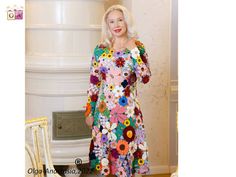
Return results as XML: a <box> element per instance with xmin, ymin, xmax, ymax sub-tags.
<box><xmin>108</xmin><ymin>16</ymin><xmax>124</xmax><ymax>21</ymax></box>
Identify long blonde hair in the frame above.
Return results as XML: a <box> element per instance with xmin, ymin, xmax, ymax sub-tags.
<box><xmin>101</xmin><ymin>5</ymin><xmax>138</xmax><ymax>48</ymax></box>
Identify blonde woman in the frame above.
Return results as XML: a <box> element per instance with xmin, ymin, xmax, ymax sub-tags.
<box><xmin>85</xmin><ymin>5</ymin><xmax>151</xmax><ymax>177</ymax></box>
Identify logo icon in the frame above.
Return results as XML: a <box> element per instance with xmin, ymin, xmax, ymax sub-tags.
<box><xmin>7</xmin><ymin>5</ymin><xmax>23</xmax><ymax>20</ymax></box>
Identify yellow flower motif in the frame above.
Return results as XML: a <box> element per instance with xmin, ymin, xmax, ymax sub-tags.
<box><xmin>127</xmin><ymin>130</ymin><xmax>133</xmax><ymax>138</ymax></box>
<box><xmin>102</xmin><ymin>53</ymin><xmax>107</xmax><ymax>58</ymax></box>
<box><xmin>96</xmin><ymin>164</ymin><xmax>101</xmax><ymax>170</ymax></box>
<box><xmin>110</xmin><ymin>49</ymin><xmax>114</xmax><ymax>54</ymax></box>
<box><xmin>87</xmin><ymin>97</ymin><xmax>91</xmax><ymax>103</ymax></box>
<box><xmin>138</xmin><ymin>159</ymin><xmax>145</xmax><ymax>166</ymax></box>
<box><xmin>97</xmin><ymin>82</ymin><xmax>101</xmax><ymax>88</ymax></box>
<box><xmin>124</xmin><ymin>119</ymin><xmax>130</xmax><ymax>126</ymax></box>
<box><xmin>137</xmin><ymin>56</ymin><xmax>143</xmax><ymax>65</ymax></box>
<box><xmin>109</xmin><ymin>84</ymin><xmax>114</xmax><ymax>91</ymax></box>
<box><xmin>93</xmin><ymin>61</ymin><xmax>98</xmax><ymax>67</ymax></box>
<box><xmin>107</xmin><ymin>53</ymin><xmax>112</xmax><ymax>59</ymax></box>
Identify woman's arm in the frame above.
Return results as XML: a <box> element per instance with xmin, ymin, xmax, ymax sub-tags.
<box><xmin>84</xmin><ymin>46</ymin><xmax>102</xmax><ymax>122</ymax></box>
<box><xmin>128</xmin><ymin>40</ymin><xmax>151</xmax><ymax>84</ymax></box>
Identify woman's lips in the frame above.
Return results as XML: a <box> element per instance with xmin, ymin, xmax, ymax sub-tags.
<box><xmin>114</xmin><ymin>29</ymin><xmax>122</xmax><ymax>33</ymax></box>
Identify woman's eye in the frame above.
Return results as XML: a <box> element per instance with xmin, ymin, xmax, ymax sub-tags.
<box><xmin>109</xmin><ymin>21</ymin><xmax>114</xmax><ymax>24</ymax></box>
<box><xmin>119</xmin><ymin>19</ymin><xmax>123</xmax><ymax>22</ymax></box>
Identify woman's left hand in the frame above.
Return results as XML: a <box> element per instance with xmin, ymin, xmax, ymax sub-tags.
<box><xmin>125</xmin><ymin>38</ymin><xmax>137</xmax><ymax>51</ymax></box>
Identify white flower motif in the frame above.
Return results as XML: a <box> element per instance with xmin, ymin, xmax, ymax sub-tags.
<box><xmin>136</xmin><ymin>117</ymin><xmax>143</xmax><ymax>126</ymax></box>
<box><xmin>101</xmin><ymin>158</ymin><xmax>109</xmax><ymax>166</ymax></box>
<box><xmin>129</xmin><ymin>141</ymin><xmax>137</xmax><ymax>153</ymax></box>
<box><xmin>101</xmin><ymin>166</ymin><xmax>110</xmax><ymax>175</ymax></box>
<box><xmin>130</xmin><ymin>47</ymin><xmax>140</xmax><ymax>59</ymax></box>
<box><xmin>94</xmin><ymin>145</ymin><xmax>103</xmax><ymax>158</ymax></box>
<box><xmin>102</xmin><ymin>59</ymin><xmax>114</xmax><ymax>69</ymax></box>
<box><xmin>99</xmin><ymin>115</ymin><xmax>108</xmax><ymax>126</ymax></box>
<box><xmin>125</xmin><ymin>105</ymin><xmax>135</xmax><ymax>117</ymax></box>
<box><xmin>102</xmin><ymin>122</ymin><xmax>117</xmax><ymax>141</ymax></box>
<box><xmin>87</xmin><ymin>84</ymin><xmax>99</xmax><ymax>95</ymax></box>
<box><xmin>139</xmin><ymin>142</ymin><xmax>148</xmax><ymax>160</ymax></box>
<box><xmin>139</xmin><ymin>142</ymin><xmax>148</xmax><ymax>150</ymax></box>
<box><xmin>106</xmin><ymin>101</ymin><xmax>116</xmax><ymax>110</ymax></box>
<box><xmin>137</xmin><ymin>64</ymin><xmax>148</xmax><ymax>76</ymax></box>
<box><xmin>113</xmin><ymin>86</ymin><xmax>124</xmax><ymax>97</ymax></box>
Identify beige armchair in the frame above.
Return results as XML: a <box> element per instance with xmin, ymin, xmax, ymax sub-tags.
<box><xmin>25</xmin><ymin>117</ymin><xmax>61</xmax><ymax>177</ymax></box>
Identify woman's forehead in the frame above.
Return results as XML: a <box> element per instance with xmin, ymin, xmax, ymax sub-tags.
<box><xmin>107</xmin><ymin>10</ymin><xmax>124</xmax><ymax>20</ymax></box>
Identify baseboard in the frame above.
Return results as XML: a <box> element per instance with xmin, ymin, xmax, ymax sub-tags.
<box><xmin>170</xmin><ymin>166</ymin><xmax>177</xmax><ymax>173</ymax></box>
<box><xmin>149</xmin><ymin>165</ymin><xmax>177</xmax><ymax>174</ymax></box>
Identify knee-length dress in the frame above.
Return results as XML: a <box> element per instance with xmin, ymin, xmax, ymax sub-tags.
<box><xmin>85</xmin><ymin>40</ymin><xmax>151</xmax><ymax>177</ymax></box>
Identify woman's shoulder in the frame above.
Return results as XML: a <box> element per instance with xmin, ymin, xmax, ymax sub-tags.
<box><xmin>93</xmin><ymin>44</ymin><xmax>108</xmax><ymax>60</ymax></box>
<box><xmin>134</xmin><ymin>39</ymin><xmax>146</xmax><ymax>54</ymax></box>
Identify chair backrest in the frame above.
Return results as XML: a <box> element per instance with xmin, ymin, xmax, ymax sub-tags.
<box><xmin>25</xmin><ymin>117</ymin><xmax>62</xmax><ymax>177</ymax></box>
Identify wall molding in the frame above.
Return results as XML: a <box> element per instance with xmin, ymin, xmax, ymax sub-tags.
<box><xmin>26</xmin><ymin>24</ymin><xmax>102</xmax><ymax>31</ymax></box>
<box><xmin>26</xmin><ymin>55</ymin><xmax>90</xmax><ymax>73</ymax></box>
<box><xmin>150</xmin><ymin>165</ymin><xmax>177</xmax><ymax>174</ymax></box>
<box><xmin>26</xmin><ymin>65</ymin><xmax>89</xmax><ymax>73</ymax></box>
<box><xmin>25</xmin><ymin>91</ymin><xmax>87</xmax><ymax>97</ymax></box>
<box><xmin>170</xmin><ymin>166</ymin><xmax>178</xmax><ymax>173</ymax></box>
<box><xmin>26</xmin><ymin>0</ymin><xmax>105</xmax><ymax>2</ymax></box>
<box><xmin>170</xmin><ymin>80</ymin><xmax>178</xmax><ymax>94</ymax></box>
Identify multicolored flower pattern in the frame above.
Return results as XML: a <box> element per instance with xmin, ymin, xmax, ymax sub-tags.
<box><xmin>85</xmin><ymin>40</ymin><xmax>151</xmax><ymax>176</ymax></box>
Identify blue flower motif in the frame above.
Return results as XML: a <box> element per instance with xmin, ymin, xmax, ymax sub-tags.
<box><xmin>114</xmin><ymin>51</ymin><xmax>123</xmax><ymax>58</ymax></box>
<box><xmin>119</xmin><ymin>96</ymin><xmax>128</xmax><ymax>106</ymax></box>
<box><xmin>100</xmin><ymin>66</ymin><xmax>108</xmax><ymax>74</ymax></box>
<box><xmin>101</xmin><ymin>134</ymin><xmax>108</xmax><ymax>143</ymax></box>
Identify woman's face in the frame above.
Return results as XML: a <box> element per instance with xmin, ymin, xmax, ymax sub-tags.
<box><xmin>107</xmin><ymin>10</ymin><xmax>127</xmax><ymax>38</ymax></box>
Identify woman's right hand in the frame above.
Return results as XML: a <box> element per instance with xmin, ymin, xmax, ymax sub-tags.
<box><xmin>85</xmin><ymin>116</ymin><xmax>94</xmax><ymax>129</ymax></box>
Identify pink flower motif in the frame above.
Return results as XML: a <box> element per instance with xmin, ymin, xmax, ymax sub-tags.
<box><xmin>94</xmin><ymin>133</ymin><xmax>102</xmax><ymax>146</ymax></box>
<box><xmin>139</xmin><ymin>165</ymin><xmax>149</xmax><ymax>174</ymax></box>
<box><xmin>110</xmin><ymin>162</ymin><xmax>118</xmax><ymax>174</ymax></box>
<box><xmin>105</xmin><ymin>91</ymin><xmax>114</xmax><ymax>102</ymax></box>
<box><xmin>106</xmin><ymin>68</ymin><xmax>123</xmax><ymax>85</ymax></box>
<box><xmin>92</xmin><ymin>126</ymin><xmax>99</xmax><ymax>137</ymax></box>
<box><xmin>117</xmin><ymin>167</ymin><xmax>127</xmax><ymax>177</ymax></box>
<box><xmin>110</xmin><ymin>105</ymin><xmax>126</xmax><ymax>123</ymax></box>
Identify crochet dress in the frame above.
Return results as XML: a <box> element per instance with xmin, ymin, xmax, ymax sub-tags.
<box><xmin>85</xmin><ymin>40</ymin><xmax>151</xmax><ymax>177</ymax></box>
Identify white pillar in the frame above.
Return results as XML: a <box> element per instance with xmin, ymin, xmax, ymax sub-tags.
<box><xmin>25</xmin><ymin>0</ymin><xmax>105</xmax><ymax>165</ymax></box>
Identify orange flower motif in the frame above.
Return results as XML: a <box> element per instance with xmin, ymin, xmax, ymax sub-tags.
<box><xmin>98</xmin><ymin>101</ymin><xmax>107</xmax><ymax>113</ymax></box>
<box><xmin>135</xmin><ymin>40</ymin><xmax>144</xmax><ymax>47</ymax></box>
<box><xmin>84</xmin><ymin>103</ymin><xmax>91</xmax><ymax>117</ymax></box>
<box><xmin>116</xmin><ymin>140</ymin><xmax>129</xmax><ymax>155</ymax></box>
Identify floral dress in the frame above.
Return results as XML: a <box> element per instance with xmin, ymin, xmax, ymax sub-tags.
<box><xmin>84</xmin><ymin>40</ymin><xmax>151</xmax><ymax>177</ymax></box>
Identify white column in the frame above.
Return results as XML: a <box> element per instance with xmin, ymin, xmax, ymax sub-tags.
<box><xmin>25</xmin><ymin>0</ymin><xmax>105</xmax><ymax>165</ymax></box>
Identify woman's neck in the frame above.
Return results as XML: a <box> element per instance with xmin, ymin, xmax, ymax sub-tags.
<box><xmin>112</xmin><ymin>36</ymin><xmax>128</xmax><ymax>50</ymax></box>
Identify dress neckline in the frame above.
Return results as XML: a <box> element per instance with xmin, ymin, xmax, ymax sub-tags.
<box><xmin>110</xmin><ymin>47</ymin><xmax>129</xmax><ymax>53</ymax></box>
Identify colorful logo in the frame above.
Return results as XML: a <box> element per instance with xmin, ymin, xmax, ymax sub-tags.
<box><xmin>7</xmin><ymin>5</ymin><xmax>23</xmax><ymax>20</ymax></box>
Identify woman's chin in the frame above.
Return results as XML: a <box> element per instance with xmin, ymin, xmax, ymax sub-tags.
<box><xmin>112</xmin><ymin>32</ymin><xmax>127</xmax><ymax>38</ymax></box>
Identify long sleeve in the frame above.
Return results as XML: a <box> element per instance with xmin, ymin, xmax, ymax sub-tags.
<box><xmin>84</xmin><ymin>48</ymin><xmax>102</xmax><ymax>118</ymax></box>
<box><xmin>130</xmin><ymin>41</ymin><xmax>151</xmax><ymax>84</ymax></box>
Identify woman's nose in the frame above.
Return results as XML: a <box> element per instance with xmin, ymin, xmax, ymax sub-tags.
<box><xmin>114</xmin><ymin>20</ymin><xmax>119</xmax><ymax>27</ymax></box>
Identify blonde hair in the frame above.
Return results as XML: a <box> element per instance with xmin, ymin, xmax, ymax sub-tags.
<box><xmin>101</xmin><ymin>5</ymin><xmax>138</xmax><ymax>48</ymax></box>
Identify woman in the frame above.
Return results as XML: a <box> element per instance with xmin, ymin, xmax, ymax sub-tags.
<box><xmin>84</xmin><ymin>4</ymin><xmax>151</xmax><ymax>177</ymax></box>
